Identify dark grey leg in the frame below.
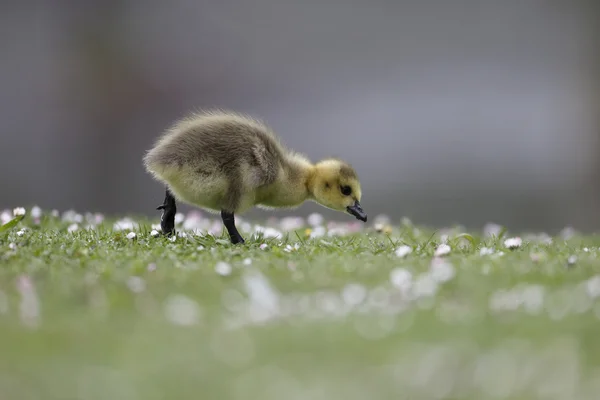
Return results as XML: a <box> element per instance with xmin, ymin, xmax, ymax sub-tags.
<box><xmin>221</xmin><ymin>210</ymin><xmax>245</xmax><ymax>244</ymax></box>
<box><xmin>156</xmin><ymin>187</ymin><xmax>176</xmax><ymax>236</ymax></box>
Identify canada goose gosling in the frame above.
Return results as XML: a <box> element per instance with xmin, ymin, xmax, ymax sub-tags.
<box><xmin>143</xmin><ymin>110</ymin><xmax>367</xmax><ymax>244</ymax></box>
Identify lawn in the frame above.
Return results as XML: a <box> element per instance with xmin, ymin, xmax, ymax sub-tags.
<box><xmin>1</xmin><ymin>207</ymin><xmax>600</xmax><ymax>400</ymax></box>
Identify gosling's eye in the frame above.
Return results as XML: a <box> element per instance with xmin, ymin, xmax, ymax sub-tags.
<box><xmin>340</xmin><ymin>185</ymin><xmax>352</xmax><ymax>196</ymax></box>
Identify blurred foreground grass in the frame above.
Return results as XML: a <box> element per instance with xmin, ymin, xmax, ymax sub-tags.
<box><xmin>1</xmin><ymin>208</ymin><xmax>600</xmax><ymax>400</ymax></box>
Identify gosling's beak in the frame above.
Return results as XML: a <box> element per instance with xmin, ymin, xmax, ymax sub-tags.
<box><xmin>347</xmin><ymin>200</ymin><xmax>367</xmax><ymax>222</ymax></box>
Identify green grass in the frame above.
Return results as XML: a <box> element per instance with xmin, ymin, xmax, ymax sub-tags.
<box><xmin>1</xmin><ymin>209</ymin><xmax>600</xmax><ymax>400</ymax></box>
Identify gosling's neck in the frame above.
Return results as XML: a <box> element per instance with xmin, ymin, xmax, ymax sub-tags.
<box><xmin>256</xmin><ymin>152</ymin><xmax>316</xmax><ymax>208</ymax></box>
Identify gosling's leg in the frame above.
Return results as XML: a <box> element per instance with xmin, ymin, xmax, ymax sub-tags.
<box><xmin>221</xmin><ymin>210</ymin><xmax>245</xmax><ymax>244</ymax></box>
<box><xmin>156</xmin><ymin>187</ymin><xmax>176</xmax><ymax>236</ymax></box>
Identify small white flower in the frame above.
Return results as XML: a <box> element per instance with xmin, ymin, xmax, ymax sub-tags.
<box><xmin>126</xmin><ymin>232</ymin><xmax>137</xmax><ymax>240</ymax></box>
<box><xmin>67</xmin><ymin>223</ymin><xmax>79</xmax><ymax>233</ymax></box>
<box><xmin>583</xmin><ymin>248</ymin><xmax>589</xmax><ymax>253</ymax></box>
<box><xmin>395</xmin><ymin>245</ymin><xmax>412</xmax><ymax>258</ymax></box>
<box><xmin>147</xmin><ymin>263</ymin><xmax>157</xmax><ymax>272</ymax></box>
<box><xmin>307</xmin><ymin>213</ymin><xmax>324</xmax><ymax>227</ymax></box>
<box><xmin>567</xmin><ymin>255</ymin><xmax>577</xmax><ymax>266</ymax></box>
<box><xmin>169</xmin><ymin>236</ymin><xmax>177</xmax><ymax>242</ymax></box>
<box><xmin>113</xmin><ymin>218</ymin><xmax>136</xmax><ymax>231</ymax></box>
<box><xmin>215</xmin><ymin>261</ymin><xmax>232</xmax><ymax>276</ymax></box>
<box><xmin>434</xmin><ymin>243</ymin><xmax>451</xmax><ymax>257</ymax></box>
<box><xmin>62</xmin><ymin>210</ymin><xmax>83</xmax><ymax>223</ymax></box>
<box><xmin>560</xmin><ymin>226</ymin><xmax>576</xmax><ymax>240</ymax></box>
<box><xmin>479</xmin><ymin>247</ymin><xmax>494</xmax><ymax>256</ymax></box>
<box><xmin>284</xmin><ymin>243</ymin><xmax>301</xmax><ymax>253</ymax></box>
<box><xmin>1</xmin><ymin>210</ymin><xmax>12</xmax><ymax>224</ymax></box>
<box><xmin>13</xmin><ymin>207</ymin><xmax>26</xmax><ymax>217</ymax></box>
<box><xmin>150</xmin><ymin>229</ymin><xmax>160</xmax><ymax>237</ymax></box>
<box><xmin>197</xmin><ymin>245</ymin><xmax>205</xmax><ymax>251</ymax></box>
<box><xmin>254</xmin><ymin>226</ymin><xmax>282</xmax><ymax>239</ymax></box>
<box><xmin>280</xmin><ymin>216</ymin><xmax>304</xmax><ymax>232</ymax></box>
<box><xmin>373</xmin><ymin>214</ymin><xmax>391</xmax><ymax>226</ymax></box>
<box><xmin>8</xmin><ymin>243</ymin><xmax>16</xmax><ymax>250</ymax></box>
<box><xmin>504</xmin><ymin>237</ymin><xmax>522</xmax><ymax>249</ymax></box>
<box><xmin>16</xmin><ymin>229</ymin><xmax>26</xmax><ymax>237</ymax></box>
<box><xmin>483</xmin><ymin>222</ymin><xmax>503</xmax><ymax>237</ymax></box>
<box><xmin>243</xmin><ymin>258</ymin><xmax>252</xmax><ymax>266</ymax></box>
<box><xmin>259</xmin><ymin>243</ymin><xmax>268</xmax><ymax>250</ymax></box>
<box><xmin>310</xmin><ymin>226</ymin><xmax>326</xmax><ymax>238</ymax></box>
<box><xmin>174</xmin><ymin>213</ymin><xmax>185</xmax><ymax>225</ymax></box>
<box><xmin>30</xmin><ymin>206</ymin><xmax>42</xmax><ymax>219</ymax></box>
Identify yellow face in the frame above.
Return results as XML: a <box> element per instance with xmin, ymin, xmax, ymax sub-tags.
<box><xmin>312</xmin><ymin>160</ymin><xmax>367</xmax><ymax>222</ymax></box>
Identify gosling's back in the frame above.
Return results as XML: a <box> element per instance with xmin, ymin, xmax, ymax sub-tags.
<box><xmin>143</xmin><ymin>110</ymin><xmax>287</xmax><ymax>213</ymax></box>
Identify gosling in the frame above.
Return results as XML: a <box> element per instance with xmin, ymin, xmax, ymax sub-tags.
<box><xmin>143</xmin><ymin>109</ymin><xmax>367</xmax><ymax>244</ymax></box>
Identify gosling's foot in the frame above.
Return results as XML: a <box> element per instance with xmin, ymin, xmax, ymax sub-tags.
<box><xmin>157</xmin><ymin>188</ymin><xmax>177</xmax><ymax>236</ymax></box>
<box><xmin>221</xmin><ymin>210</ymin><xmax>245</xmax><ymax>245</ymax></box>
<box><xmin>230</xmin><ymin>234</ymin><xmax>245</xmax><ymax>245</ymax></box>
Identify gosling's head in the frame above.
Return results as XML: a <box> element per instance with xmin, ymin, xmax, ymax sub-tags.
<box><xmin>310</xmin><ymin>159</ymin><xmax>367</xmax><ymax>222</ymax></box>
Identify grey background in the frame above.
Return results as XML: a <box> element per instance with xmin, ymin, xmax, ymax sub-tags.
<box><xmin>1</xmin><ymin>0</ymin><xmax>599</xmax><ymax>232</ymax></box>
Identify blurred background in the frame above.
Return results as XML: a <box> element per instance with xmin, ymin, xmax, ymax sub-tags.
<box><xmin>1</xmin><ymin>0</ymin><xmax>599</xmax><ymax>232</ymax></box>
